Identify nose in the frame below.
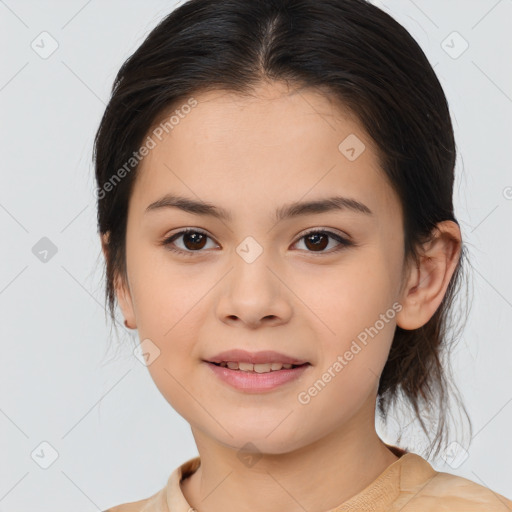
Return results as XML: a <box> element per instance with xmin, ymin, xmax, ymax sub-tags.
<box><xmin>214</xmin><ymin>253</ymin><xmax>293</xmax><ymax>329</ymax></box>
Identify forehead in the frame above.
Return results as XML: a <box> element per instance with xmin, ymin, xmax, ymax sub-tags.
<box><xmin>131</xmin><ymin>82</ymin><xmax>401</xmax><ymax>224</ymax></box>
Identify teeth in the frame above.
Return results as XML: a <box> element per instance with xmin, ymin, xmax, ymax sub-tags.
<box><xmin>254</xmin><ymin>363</ymin><xmax>272</xmax><ymax>373</ymax></box>
<box><xmin>238</xmin><ymin>362</ymin><xmax>254</xmax><ymax>372</ymax></box>
<box><xmin>217</xmin><ymin>361</ymin><xmax>296</xmax><ymax>372</ymax></box>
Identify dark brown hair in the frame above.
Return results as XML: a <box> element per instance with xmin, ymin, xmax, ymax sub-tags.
<box><xmin>93</xmin><ymin>0</ymin><xmax>472</xmax><ymax>459</ymax></box>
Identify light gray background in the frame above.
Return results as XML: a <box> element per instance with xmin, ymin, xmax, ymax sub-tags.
<box><xmin>0</xmin><ymin>0</ymin><xmax>511</xmax><ymax>510</ymax></box>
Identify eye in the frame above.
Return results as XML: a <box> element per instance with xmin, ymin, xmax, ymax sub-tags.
<box><xmin>292</xmin><ymin>229</ymin><xmax>353</xmax><ymax>254</ymax></box>
<box><xmin>161</xmin><ymin>228</ymin><xmax>219</xmax><ymax>256</ymax></box>
<box><xmin>161</xmin><ymin>228</ymin><xmax>353</xmax><ymax>256</ymax></box>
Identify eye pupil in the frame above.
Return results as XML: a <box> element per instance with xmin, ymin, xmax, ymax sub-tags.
<box><xmin>184</xmin><ymin>232</ymin><xmax>207</xmax><ymax>250</ymax></box>
<box><xmin>305</xmin><ymin>233</ymin><xmax>328</xmax><ymax>251</ymax></box>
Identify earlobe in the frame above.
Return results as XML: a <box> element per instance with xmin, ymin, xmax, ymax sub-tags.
<box><xmin>100</xmin><ymin>232</ymin><xmax>109</xmax><ymax>261</ymax></box>
<box><xmin>396</xmin><ymin>221</ymin><xmax>461</xmax><ymax>330</ymax></box>
<box><xmin>115</xmin><ymin>273</ymin><xmax>137</xmax><ymax>330</ymax></box>
<box><xmin>100</xmin><ymin>232</ymin><xmax>137</xmax><ymax>330</ymax></box>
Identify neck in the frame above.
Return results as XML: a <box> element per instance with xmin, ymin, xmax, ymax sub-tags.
<box><xmin>180</xmin><ymin>402</ymin><xmax>399</xmax><ymax>512</ymax></box>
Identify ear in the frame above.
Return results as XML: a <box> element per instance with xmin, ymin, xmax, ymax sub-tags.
<box><xmin>396</xmin><ymin>220</ymin><xmax>461</xmax><ymax>330</ymax></box>
<box><xmin>100</xmin><ymin>232</ymin><xmax>137</xmax><ymax>329</ymax></box>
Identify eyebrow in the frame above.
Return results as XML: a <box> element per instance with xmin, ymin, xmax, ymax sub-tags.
<box><xmin>145</xmin><ymin>193</ymin><xmax>373</xmax><ymax>222</ymax></box>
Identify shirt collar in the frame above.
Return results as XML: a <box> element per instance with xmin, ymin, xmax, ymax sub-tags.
<box><xmin>165</xmin><ymin>444</ymin><xmax>437</xmax><ymax>512</ymax></box>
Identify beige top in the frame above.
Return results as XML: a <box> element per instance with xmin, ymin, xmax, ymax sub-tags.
<box><xmin>104</xmin><ymin>445</ymin><xmax>512</xmax><ymax>511</ymax></box>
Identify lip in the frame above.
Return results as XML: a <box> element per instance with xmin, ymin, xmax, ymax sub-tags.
<box><xmin>204</xmin><ymin>349</ymin><xmax>309</xmax><ymax>365</ymax></box>
<box><xmin>204</xmin><ymin>360</ymin><xmax>311</xmax><ymax>393</ymax></box>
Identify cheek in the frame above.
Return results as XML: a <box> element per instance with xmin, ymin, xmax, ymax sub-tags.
<box><xmin>296</xmin><ymin>258</ymin><xmax>396</xmax><ymax>329</ymax></box>
<box><xmin>131</xmin><ymin>268</ymin><xmax>207</xmax><ymax>418</ymax></box>
<box><xmin>128</xmin><ymin>248</ymin><xmax>205</xmax><ymax>333</ymax></box>
<box><xmin>128</xmin><ymin>251</ymin><xmax>215</xmax><ymax>359</ymax></box>
<box><xmin>293</xmin><ymin>255</ymin><xmax>398</xmax><ymax>369</ymax></box>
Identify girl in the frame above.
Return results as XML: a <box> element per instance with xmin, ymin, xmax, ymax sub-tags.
<box><xmin>95</xmin><ymin>0</ymin><xmax>512</xmax><ymax>510</ymax></box>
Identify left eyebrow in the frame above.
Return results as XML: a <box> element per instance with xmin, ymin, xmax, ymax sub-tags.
<box><xmin>144</xmin><ymin>193</ymin><xmax>373</xmax><ymax>222</ymax></box>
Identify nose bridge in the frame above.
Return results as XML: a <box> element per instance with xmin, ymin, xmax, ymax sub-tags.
<box><xmin>231</xmin><ymin>234</ymin><xmax>278</xmax><ymax>300</ymax></box>
<box><xmin>215</xmin><ymin>235</ymin><xmax>292</xmax><ymax>326</ymax></box>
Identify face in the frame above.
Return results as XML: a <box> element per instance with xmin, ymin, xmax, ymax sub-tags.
<box><xmin>114</xmin><ymin>82</ymin><xmax>408</xmax><ymax>454</ymax></box>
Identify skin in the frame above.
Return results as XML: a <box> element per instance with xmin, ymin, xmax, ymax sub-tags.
<box><xmin>102</xmin><ymin>81</ymin><xmax>461</xmax><ymax>512</ymax></box>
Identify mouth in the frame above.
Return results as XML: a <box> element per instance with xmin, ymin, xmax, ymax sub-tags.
<box><xmin>204</xmin><ymin>359</ymin><xmax>312</xmax><ymax>392</ymax></box>
<box><xmin>207</xmin><ymin>361</ymin><xmax>311</xmax><ymax>373</ymax></box>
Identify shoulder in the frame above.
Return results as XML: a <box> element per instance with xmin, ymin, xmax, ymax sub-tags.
<box><xmin>102</xmin><ymin>486</ymin><xmax>167</xmax><ymax>512</ymax></box>
<box><xmin>102</xmin><ymin>496</ymin><xmax>152</xmax><ymax>512</ymax></box>
<box><xmin>102</xmin><ymin>456</ymin><xmax>200</xmax><ymax>512</ymax></box>
<box><xmin>428</xmin><ymin>470</ymin><xmax>512</xmax><ymax>510</ymax></box>
<box><xmin>396</xmin><ymin>466</ymin><xmax>512</xmax><ymax>511</ymax></box>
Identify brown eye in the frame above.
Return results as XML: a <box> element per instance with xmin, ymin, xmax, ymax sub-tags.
<box><xmin>162</xmin><ymin>229</ymin><xmax>218</xmax><ymax>256</ymax></box>
<box><xmin>304</xmin><ymin>232</ymin><xmax>329</xmax><ymax>251</ymax></box>
<box><xmin>181</xmin><ymin>231</ymin><xmax>207</xmax><ymax>250</ymax></box>
<box><xmin>294</xmin><ymin>229</ymin><xmax>352</xmax><ymax>254</ymax></box>
<box><xmin>162</xmin><ymin>228</ymin><xmax>352</xmax><ymax>257</ymax></box>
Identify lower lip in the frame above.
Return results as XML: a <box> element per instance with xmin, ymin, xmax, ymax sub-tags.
<box><xmin>204</xmin><ymin>362</ymin><xmax>311</xmax><ymax>392</ymax></box>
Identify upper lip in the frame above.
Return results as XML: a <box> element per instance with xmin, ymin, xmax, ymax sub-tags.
<box><xmin>205</xmin><ymin>349</ymin><xmax>309</xmax><ymax>365</ymax></box>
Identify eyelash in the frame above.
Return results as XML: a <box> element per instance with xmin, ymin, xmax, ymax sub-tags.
<box><xmin>161</xmin><ymin>228</ymin><xmax>353</xmax><ymax>257</ymax></box>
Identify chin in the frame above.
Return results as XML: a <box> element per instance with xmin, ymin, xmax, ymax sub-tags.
<box><xmin>213</xmin><ymin>427</ymin><xmax>310</xmax><ymax>456</ymax></box>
